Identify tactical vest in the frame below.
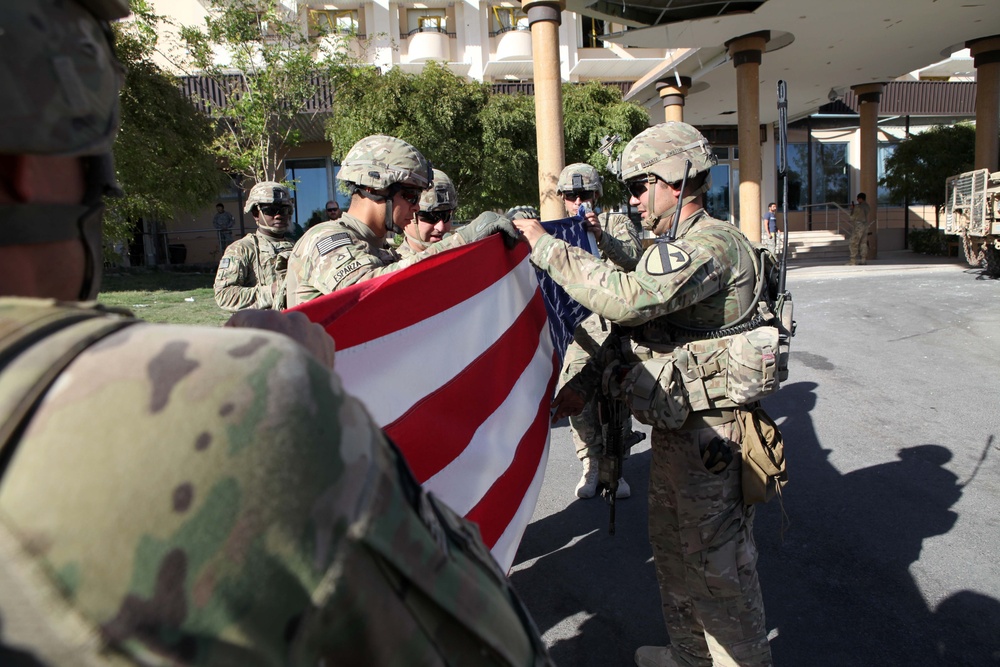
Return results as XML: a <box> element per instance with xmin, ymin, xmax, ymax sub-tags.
<box><xmin>619</xmin><ymin>224</ymin><xmax>793</xmax><ymax>431</ymax></box>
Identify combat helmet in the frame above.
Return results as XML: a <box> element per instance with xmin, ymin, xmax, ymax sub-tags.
<box><xmin>619</xmin><ymin>121</ymin><xmax>716</xmax><ymax>232</ymax></box>
<box><xmin>557</xmin><ymin>163</ymin><xmax>603</xmax><ymax>198</ymax></box>
<box><xmin>339</xmin><ymin>135</ymin><xmax>433</xmax><ymax>192</ymax></box>
<box><xmin>418</xmin><ymin>170</ymin><xmax>458</xmax><ymax>214</ymax></box>
<box><xmin>339</xmin><ymin>134</ymin><xmax>433</xmax><ymax>235</ymax></box>
<box><xmin>245</xmin><ymin>181</ymin><xmax>294</xmax><ymax>235</ymax></box>
<box><xmin>0</xmin><ymin>0</ymin><xmax>129</xmax><ymax>300</ymax></box>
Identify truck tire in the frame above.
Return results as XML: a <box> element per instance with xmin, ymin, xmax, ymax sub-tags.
<box><xmin>983</xmin><ymin>244</ymin><xmax>1000</xmax><ymax>278</ymax></box>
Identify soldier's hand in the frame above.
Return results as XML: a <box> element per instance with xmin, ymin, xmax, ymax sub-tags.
<box><xmin>551</xmin><ymin>385</ymin><xmax>586</xmax><ymax>423</ymax></box>
<box><xmin>225</xmin><ymin>310</ymin><xmax>336</xmax><ymax>370</ymax></box>
<box><xmin>582</xmin><ymin>211</ymin><xmax>603</xmax><ymax>242</ymax></box>
<box><xmin>457</xmin><ymin>211</ymin><xmax>521</xmax><ymax>248</ymax></box>
<box><xmin>512</xmin><ymin>217</ymin><xmax>546</xmax><ymax>248</ymax></box>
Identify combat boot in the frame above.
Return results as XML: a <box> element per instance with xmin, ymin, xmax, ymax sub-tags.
<box><xmin>577</xmin><ymin>458</ymin><xmax>631</xmax><ymax>499</ymax></box>
<box><xmin>634</xmin><ymin>645</ymin><xmax>683</xmax><ymax>667</ymax></box>
<box><xmin>575</xmin><ymin>457</ymin><xmax>599</xmax><ymax>498</ymax></box>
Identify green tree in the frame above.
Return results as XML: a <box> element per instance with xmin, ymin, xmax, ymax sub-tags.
<box><xmin>327</xmin><ymin>66</ymin><xmax>648</xmax><ymax>218</ymax></box>
<box><xmin>176</xmin><ymin>0</ymin><xmax>360</xmax><ymax>183</ymax></box>
<box><xmin>881</xmin><ymin>123</ymin><xmax>977</xmax><ymax>225</ymax></box>
<box><xmin>562</xmin><ymin>82</ymin><xmax>650</xmax><ymax>206</ymax></box>
<box><xmin>108</xmin><ymin>0</ymin><xmax>227</xmax><ymax>253</ymax></box>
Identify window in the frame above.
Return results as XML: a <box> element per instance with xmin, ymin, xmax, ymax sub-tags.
<box><xmin>878</xmin><ymin>142</ymin><xmax>906</xmax><ymax>205</ymax></box>
<box><xmin>490</xmin><ymin>6</ymin><xmax>528</xmax><ymax>36</ymax></box>
<box><xmin>406</xmin><ymin>9</ymin><xmax>447</xmax><ymax>36</ymax></box>
<box><xmin>581</xmin><ymin>16</ymin><xmax>605</xmax><ymax>48</ymax></box>
<box><xmin>285</xmin><ymin>159</ymin><xmax>331</xmax><ymax>229</ymax></box>
<box><xmin>309</xmin><ymin>9</ymin><xmax>359</xmax><ymax>36</ymax></box>
<box><xmin>778</xmin><ymin>141</ymin><xmax>848</xmax><ymax>211</ymax></box>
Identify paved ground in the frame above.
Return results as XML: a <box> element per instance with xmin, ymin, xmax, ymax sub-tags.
<box><xmin>510</xmin><ymin>250</ymin><xmax>1000</xmax><ymax>666</ymax></box>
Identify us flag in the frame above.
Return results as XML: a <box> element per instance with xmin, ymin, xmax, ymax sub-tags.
<box><xmin>290</xmin><ymin>219</ymin><xmax>595</xmax><ymax>571</ymax></box>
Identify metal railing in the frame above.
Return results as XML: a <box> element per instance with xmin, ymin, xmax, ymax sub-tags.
<box><xmin>797</xmin><ymin>202</ymin><xmax>857</xmax><ymax>236</ymax></box>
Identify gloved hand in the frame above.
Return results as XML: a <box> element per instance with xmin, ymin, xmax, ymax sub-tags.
<box><xmin>506</xmin><ymin>205</ymin><xmax>540</xmax><ymax>220</ymax></box>
<box><xmin>700</xmin><ymin>436</ymin><xmax>734</xmax><ymax>474</ymax></box>
<box><xmin>457</xmin><ymin>211</ymin><xmax>521</xmax><ymax>248</ymax></box>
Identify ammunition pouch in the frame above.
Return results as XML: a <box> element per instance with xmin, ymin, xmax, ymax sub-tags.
<box><xmin>621</xmin><ymin>326</ymin><xmax>781</xmax><ymax>430</ymax></box>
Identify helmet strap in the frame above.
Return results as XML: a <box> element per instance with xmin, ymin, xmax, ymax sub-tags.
<box><xmin>648</xmin><ymin>181</ymin><xmax>710</xmax><ymax>235</ymax></box>
<box><xmin>403</xmin><ymin>226</ymin><xmax>430</xmax><ymax>252</ymax></box>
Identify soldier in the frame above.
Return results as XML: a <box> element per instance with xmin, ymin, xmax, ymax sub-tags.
<box><xmin>213</xmin><ymin>181</ymin><xmax>294</xmax><ymax>312</ymax></box>
<box><xmin>212</xmin><ymin>202</ymin><xmax>235</xmax><ymax>251</ymax></box>
<box><xmin>0</xmin><ymin>2</ymin><xmax>553</xmax><ymax>665</ymax></box>
<box><xmin>556</xmin><ymin>163</ymin><xmax>643</xmax><ymax>500</ymax></box>
<box><xmin>514</xmin><ymin>122</ymin><xmax>774</xmax><ymax>667</ymax></box>
<box><xmin>284</xmin><ymin>135</ymin><xmax>518</xmax><ymax>307</ymax></box>
<box><xmin>397</xmin><ymin>170</ymin><xmax>458</xmax><ymax>259</ymax></box>
<box><xmin>848</xmin><ymin>192</ymin><xmax>872</xmax><ymax>265</ymax></box>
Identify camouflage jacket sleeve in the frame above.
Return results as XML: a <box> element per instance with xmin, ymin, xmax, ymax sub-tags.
<box><xmin>530</xmin><ymin>228</ymin><xmax>734</xmax><ymax>326</ymax></box>
<box><xmin>596</xmin><ymin>212</ymin><xmax>642</xmax><ymax>272</ymax></box>
<box><xmin>214</xmin><ymin>237</ymin><xmax>278</xmax><ymax>311</ymax></box>
<box><xmin>0</xmin><ymin>317</ymin><xmax>550</xmax><ymax>666</ymax></box>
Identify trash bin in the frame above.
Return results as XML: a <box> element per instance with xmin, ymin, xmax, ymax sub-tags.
<box><xmin>167</xmin><ymin>243</ymin><xmax>187</xmax><ymax>265</ymax></box>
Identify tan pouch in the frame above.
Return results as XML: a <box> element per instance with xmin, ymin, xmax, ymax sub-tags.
<box><xmin>622</xmin><ymin>357</ymin><xmax>690</xmax><ymax>430</ymax></box>
<box><xmin>726</xmin><ymin>326</ymin><xmax>779</xmax><ymax>405</ymax></box>
<box><xmin>739</xmin><ymin>405</ymin><xmax>787</xmax><ymax>505</ymax></box>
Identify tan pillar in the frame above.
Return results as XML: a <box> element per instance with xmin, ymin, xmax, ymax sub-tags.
<box><xmin>524</xmin><ymin>1</ymin><xmax>566</xmax><ymax>221</ymax></box>
<box><xmin>968</xmin><ymin>36</ymin><xmax>1000</xmax><ymax>172</ymax></box>
<box><xmin>727</xmin><ymin>33</ymin><xmax>768</xmax><ymax>243</ymax></box>
<box><xmin>852</xmin><ymin>82</ymin><xmax>884</xmax><ymax>260</ymax></box>
<box><xmin>656</xmin><ymin>76</ymin><xmax>691</xmax><ymax>124</ymax></box>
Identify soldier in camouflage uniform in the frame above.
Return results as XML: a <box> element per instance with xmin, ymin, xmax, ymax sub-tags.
<box><xmin>514</xmin><ymin>123</ymin><xmax>773</xmax><ymax>667</ymax></box>
<box><xmin>397</xmin><ymin>170</ymin><xmax>457</xmax><ymax>259</ymax></box>
<box><xmin>283</xmin><ymin>136</ymin><xmax>518</xmax><ymax>307</ymax></box>
<box><xmin>213</xmin><ymin>182</ymin><xmax>294</xmax><ymax>311</ymax></box>
<box><xmin>0</xmin><ymin>2</ymin><xmax>553</xmax><ymax>665</ymax></box>
<box><xmin>556</xmin><ymin>163</ymin><xmax>643</xmax><ymax>500</ymax></box>
<box><xmin>847</xmin><ymin>192</ymin><xmax>872</xmax><ymax>265</ymax></box>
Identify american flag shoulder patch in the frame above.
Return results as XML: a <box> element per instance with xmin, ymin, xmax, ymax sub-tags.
<box><xmin>219</xmin><ymin>258</ymin><xmax>231</xmax><ymax>269</ymax></box>
<box><xmin>316</xmin><ymin>233</ymin><xmax>352</xmax><ymax>256</ymax></box>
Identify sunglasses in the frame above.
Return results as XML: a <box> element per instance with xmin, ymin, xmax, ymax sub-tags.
<box><xmin>418</xmin><ymin>210</ymin><xmax>453</xmax><ymax>225</ymax></box>
<box><xmin>393</xmin><ymin>186</ymin><xmax>423</xmax><ymax>206</ymax></box>
<box><xmin>326</xmin><ymin>206</ymin><xmax>340</xmax><ymax>212</ymax></box>
<box><xmin>561</xmin><ymin>190</ymin><xmax>595</xmax><ymax>202</ymax></box>
<box><xmin>259</xmin><ymin>203</ymin><xmax>292</xmax><ymax>216</ymax></box>
<box><xmin>626</xmin><ymin>178</ymin><xmax>652</xmax><ymax>199</ymax></box>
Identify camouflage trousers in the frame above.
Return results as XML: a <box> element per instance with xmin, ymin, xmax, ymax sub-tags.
<box><xmin>848</xmin><ymin>222</ymin><xmax>871</xmax><ymax>263</ymax></box>
<box><xmin>648</xmin><ymin>420</ymin><xmax>772</xmax><ymax>667</ymax></box>
<box><xmin>561</xmin><ymin>314</ymin><xmax>612</xmax><ymax>461</ymax></box>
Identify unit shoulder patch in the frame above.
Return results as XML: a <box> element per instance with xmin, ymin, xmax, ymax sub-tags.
<box><xmin>644</xmin><ymin>241</ymin><xmax>691</xmax><ymax>275</ymax></box>
<box><xmin>316</xmin><ymin>232</ymin><xmax>352</xmax><ymax>256</ymax></box>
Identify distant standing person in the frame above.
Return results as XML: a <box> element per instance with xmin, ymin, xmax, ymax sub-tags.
<box><xmin>213</xmin><ymin>202</ymin><xmax>235</xmax><ymax>252</ymax></box>
<box><xmin>214</xmin><ymin>182</ymin><xmax>294</xmax><ymax>311</ymax></box>
<box><xmin>326</xmin><ymin>199</ymin><xmax>342</xmax><ymax>221</ymax></box>
<box><xmin>763</xmin><ymin>202</ymin><xmax>779</xmax><ymax>253</ymax></box>
<box><xmin>848</xmin><ymin>192</ymin><xmax>872</xmax><ymax>265</ymax></box>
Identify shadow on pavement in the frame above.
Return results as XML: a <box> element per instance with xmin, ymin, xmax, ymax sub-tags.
<box><xmin>514</xmin><ymin>380</ymin><xmax>1000</xmax><ymax>666</ymax></box>
<box><xmin>757</xmin><ymin>381</ymin><xmax>1000</xmax><ymax>666</ymax></box>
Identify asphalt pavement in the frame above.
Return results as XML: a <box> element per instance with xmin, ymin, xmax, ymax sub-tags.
<box><xmin>510</xmin><ymin>250</ymin><xmax>1000</xmax><ymax>666</ymax></box>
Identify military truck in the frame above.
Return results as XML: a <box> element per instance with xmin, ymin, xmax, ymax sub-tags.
<box><xmin>944</xmin><ymin>169</ymin><xmax>1000</xmax><ymax>276</ymax></box>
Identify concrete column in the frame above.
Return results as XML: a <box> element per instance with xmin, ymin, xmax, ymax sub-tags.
<box><xmin>968</xmin><ymin>35</ymin><xmax>1000</xmax><ymax>172</ymax></box>
<box><xmin>851</xmin><ymin>82</ymin><xmax>884</xmax><ymax>260</ymax></box>
<box><xmin>524</xmin><ymin>0</ymin><xmax>566</xmax><ymax>221</ymax></box>
<box><xmin>656</xmin><ymin>76</ymin><xmax>691</xmax><ymax>124</ymax></box>
<box><xmin>727</xmin><ymin>32</ymin><xmax>767</xmax><ymax>243</ymax></box>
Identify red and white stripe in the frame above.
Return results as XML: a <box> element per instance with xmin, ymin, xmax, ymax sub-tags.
<box><xmin>290</xmin><ymin>236</ymin><xmax>558</xmax><ymax>572</ymax></box>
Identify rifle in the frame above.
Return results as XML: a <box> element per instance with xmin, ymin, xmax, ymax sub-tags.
<box><xmin>595</xmin><ymin>325</ymin><xmax>646</xmax><ymax>535</ymax></box>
